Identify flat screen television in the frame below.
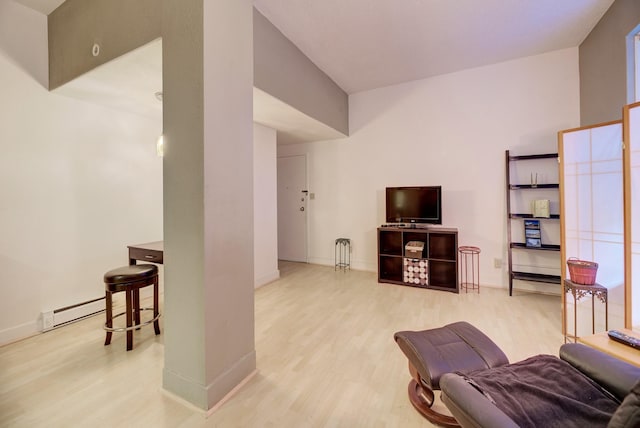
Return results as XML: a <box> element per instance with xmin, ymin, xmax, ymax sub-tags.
<box><xmin>385</xmin><ymin>186</ymin><xmax>442</xmax><ymax>224</ymax></box>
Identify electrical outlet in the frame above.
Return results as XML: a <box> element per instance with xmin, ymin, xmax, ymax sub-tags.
<box><xmin>42</xmin><ymin>311</ymin><xmax>54</xmax><ymax>331</ymax></box>
<box><xmin>494</xmin><ymin>258</ymin><xmax>502</xmax><ymax>268</ymax></box>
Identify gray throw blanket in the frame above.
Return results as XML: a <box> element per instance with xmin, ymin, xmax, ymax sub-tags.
<box><xmin>461</xmin><ymin>354</ymin><xmax>619</xmax><ymax>428</ymax></box>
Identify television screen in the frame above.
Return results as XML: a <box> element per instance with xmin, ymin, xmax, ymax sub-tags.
<box><xmin>385</xmin><ymin>186</ymin><xmax>442</xmax><ymax>224</ymax></box>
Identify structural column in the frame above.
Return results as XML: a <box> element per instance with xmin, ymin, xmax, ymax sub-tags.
<box><xmin>162</xmin><ymin>0</ymin><xmax>255</xmax><ymax>410</ymax></box>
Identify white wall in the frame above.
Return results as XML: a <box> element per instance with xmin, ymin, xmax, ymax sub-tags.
<box><xmin>279</xmin><ymin>48</ymin><xmax>581</xmax><ymax>289</ymax></box>
<box><xmin>0</xmin><ymin>1</ymin><xmax>163</xmax><ymax>345</ymax></box>
<box><xmin>253</xmin><ymin>123</ymin><xmax>279</xmax><ymax>287</ymax></box>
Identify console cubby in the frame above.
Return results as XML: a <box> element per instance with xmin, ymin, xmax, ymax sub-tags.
<box><xmin>429</xmin><ymin>233</ymin><xmax>457</xmax><ymax>261</ymax></box>
<box><xmin>428</xmin><ymin>260</ymin><xmax>458</xmax><ymax>291</ymax></box>
<box><xmin>379</xmin><ymin>230</ymin><xmax>403</xmax><ymax>256</ymax></box>
<box><xmin>377</xmin><ymin>226</ymin><xmax>458</xmax><ymax>293</ymax></box>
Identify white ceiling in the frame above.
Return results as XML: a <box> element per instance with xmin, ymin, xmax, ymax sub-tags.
<box><xmin>252</xmin><ymin>87</ymin><xmax>346</xmax><ymax>144</ymax></box>
<box><xmin>15</xmin><ymin>0</ymin><xmax>63</xmax><ymax>15</ymax></box>
<box><xmin>54</xmin><ymin>39</ymin><xmax>163</xmax><ymax>120</ymax></box>
<box><xmin>18</xmin><ymin>0</ymin><xmax>615</xmax><ymax>142</ymax></box>
<box><xmin>253</xmin><ymin>0</ymin><xmax>614</xmax><ymax>94</ymax></box>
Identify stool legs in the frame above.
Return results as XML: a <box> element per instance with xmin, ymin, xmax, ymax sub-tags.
<box><xmin>153</xmin><ymin>276</ymin><xmax>160</xmax><ymax>335</ymax></box>
<box><xmin>104</xmin><ymin>291</ymin><xmax>113</xmax><ymax>346</ymax></box>
<box><xmin>125</xmin><ymin>289</ymin><xmax>133</xmax><ymax>351</ymax></box>
<box><xmin>133</xmin><ymin>289</ymin><xmax>141</xmax><ymax>329</ymax></box>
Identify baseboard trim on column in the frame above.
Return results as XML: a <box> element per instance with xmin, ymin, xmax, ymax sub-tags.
<box><xmin>206</xmin><ymin>367</ymin><xmax>258</xmax><ymax>416</ymax></box>
<box><xmin>163</xmin><ymin>349</ymin><xmax>257</xmax><ymax>411</ymax></box>
<box><xmin>205</xmin><ymin>349</ymin><xmax>257</xmax><ymax>411</ymax></box>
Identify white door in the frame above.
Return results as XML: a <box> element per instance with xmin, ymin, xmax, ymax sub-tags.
<box><xmin>277</xmin><ymin>155</ymin><xmax>307</xmax><ymax>262</ymax></box>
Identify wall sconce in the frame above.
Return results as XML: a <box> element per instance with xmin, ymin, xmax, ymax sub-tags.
<box><xmin>155</xmin><ymin>91</ymin><xmax>164</xmax><ymax>157</ymax></box>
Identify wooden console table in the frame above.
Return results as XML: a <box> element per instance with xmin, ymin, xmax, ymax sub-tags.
<box><xmin>128</xmin><ymin>241</ymin><xmax>163</xmax><ymax>265</ymax></box>
<box><xmin>564</xmin><ymin>279</ymin><xmax>608</xmax><ymax>343</ymax></box>
<box><xmin>579</xmin><ymin>329</ymin><xmax>640</xmax><ymax>367</ymax></box>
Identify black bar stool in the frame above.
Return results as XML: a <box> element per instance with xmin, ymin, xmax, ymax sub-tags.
<box><xmin>103</xmin><ymin>264</ymin><xmax>160</xmax><ymax>351</ymax></box>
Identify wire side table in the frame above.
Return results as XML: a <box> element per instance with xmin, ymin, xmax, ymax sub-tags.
<box><xmin>458</xmin><ymin>246</ymin><xmax>480</xmax><ymax>293</ymax></box>
<box><xmin>335</xmin><ymin>238</ymin><xmax>351</xmax><ymax>271</ymax></box>
<box><xmin>564</xmin><ymin>279</ymin><xmax>608</xmax><ymax>343</ymax></box>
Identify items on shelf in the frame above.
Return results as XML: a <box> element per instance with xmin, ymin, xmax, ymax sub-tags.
<box><xmin>403</xmin><ymin>258</ymin><xmax>428</xmax><ymax>286</ymax></box>
<box><xmin>531</xmin><ymin>199</ymin><xmax>550</xmax><ymax>218</ymax></box>
<box><xmin>524</xmin><ymin>219</ymin><xmax>541</xmax><ymax>248</ymax></box>
<box><xmin>405</xmin><ymin>241</ymin><xmax>424</xmax><ymax>258</ymax></box>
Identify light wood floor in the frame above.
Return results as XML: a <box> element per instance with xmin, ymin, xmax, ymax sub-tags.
<box><xmin>0</xmin><ymin>262</ymin><xmax>563</xmax><ymax>427</ymax></box>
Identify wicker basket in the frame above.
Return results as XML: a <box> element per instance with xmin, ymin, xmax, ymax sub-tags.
<box><xmin>567</xmin><ymin>258</ymin><xmax>598</xmax><ymax>285</ymax></box>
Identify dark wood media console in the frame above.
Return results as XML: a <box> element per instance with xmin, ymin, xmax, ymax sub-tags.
<box><xmin>377</xmin><ymin>226</ymin><xmax>458</xmax><ymax>293</ymax></box>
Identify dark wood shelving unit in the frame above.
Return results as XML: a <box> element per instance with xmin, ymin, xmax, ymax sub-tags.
<box><xmin>510</xmin><ymin>213</ymin><xmax>560</xmax><ymax>219</ymax></box>
<box><xmin>512</xmin><ymin>272</ymin><xmax>561</xmax><ymax>284</ymax></box>
<box><xmin>506</xmin><ymin>150</ymin><xmax>561</xmax><ymax>296</ymax></box>
<box><xmin>377</xmin><ymin>226</ymin><xmax>458</xmax><ymax>293</ymax></box>
<box><xmin>510</xmin><ymin>243</ymin><xmax>560</xmax><ymax>251</ymax></box>
<box><xmin>509</xmin><ymin>184</ymin><xmax>559</xmax><ymax>190</ymax></box>
<box><xmin>508</xmin><ymin>153</ymin><xmax>559</xmax><ymax>161</ymax></box>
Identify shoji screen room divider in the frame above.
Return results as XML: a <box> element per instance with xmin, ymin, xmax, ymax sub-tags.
<box><xmin>558</xmin><ymin>121</ymin><xmax>625</xmax><ymax>338</ymax></box>
<box><xmin>624</xmin><ymin>102</ymin><xmax>640</xmax><ymax>329</ymax></box>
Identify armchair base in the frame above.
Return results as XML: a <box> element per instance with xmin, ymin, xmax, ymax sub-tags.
<box><xmin>407</xmin><ymin>378</ymin><xmax>459</xmax><ymax>427</ymax></box>
<box><xmin>394</xmin><ymin>322</ymin><xmax>509</xmax><ymax>427</ymax></box>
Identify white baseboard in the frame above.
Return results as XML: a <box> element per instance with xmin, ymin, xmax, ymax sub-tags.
<box><xmin>307</xmin><ymin>257</ymin><xmax>376</xmax><ymax>272</ymax></box>
<box><xmin>255</xmin><ymin>270</ymin><xmax>280</xmax><ymax>289</ymax></box>
<box><xmin>0</xmin><ymin>320</ymin><xmax>39</xmax><ymax>347</ymax></box>
<box><xmin>163</xmin><ymin>349</ymin><xmax>256</xmax><ymax>410</ymax></box>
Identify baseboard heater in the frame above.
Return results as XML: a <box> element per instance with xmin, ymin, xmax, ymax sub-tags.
<box><xmin>43</xmin><ymin>297</ymin><xmax>105</xmax><ymax>331</ymax></box>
